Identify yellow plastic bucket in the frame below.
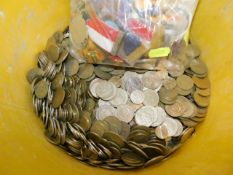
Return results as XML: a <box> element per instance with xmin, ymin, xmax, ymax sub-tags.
<box><xmin>0</xmin><ymin>0</ymin><xmax>233</xmax><ymax>174</ymax></box>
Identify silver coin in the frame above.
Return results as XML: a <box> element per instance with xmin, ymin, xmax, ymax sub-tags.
<box><xmin>116</xmin><ymin>104</ymin><xmax>135</xmax><ymax>123</ymax></box>
<box><xmin>130</xmin><ymin>90</ymin><xmax>144</xmax><ymax>104</ymax></box>
<box><xmin>98</xmin><ymin>99</ymin><xmax>111</xmax><ymax>107</ymax></box>
<box><xmin>96</xmin><ymin>81</ymin><xmax>117</xmax><ymax>100</ymax></box>
<box><xmin>89</xmin><ymin>78</ymin><xmax>105</xmax><ymax>98</ymax></box>
<box><xmin>110</xmin><ymin>88</ymin><xmax>128</xmax><ymax>106</ymax></box>
<box><xmin>155</xmin><ymin>117</ymin><xmax>178</xmax><ymax>138</ymax></box>
<box><xmin>135</xmin><ymin>106</ymin><xmax>158</xmax><ymax>127</ymax></box>
<box><xmin>122</xmin><ymin>72</ymin><xmax>143</xmax><ymax>94</ymax></box>
<box><xmin>96</xmin><ymin>105</ymin><xmax>117</xmax><ymax>120</ymax></box>
<box><xmin>143</xmin><ymin>89</ymin><xmax>159</xmax><ymax>107</ymax></box>
<box><xmin>151</xmin><ymin>107</ymin><xmax>167</xmax><ymax>127</ymax></box>
<box><xmin>142</xmin><ymin>71</ymin><xmax>163</xmax><ymax>90</ymax></box>
<box><xmin>173</xmin><ymin>119</ymin><xmax>183</xmax><ymax>137</ymax></box>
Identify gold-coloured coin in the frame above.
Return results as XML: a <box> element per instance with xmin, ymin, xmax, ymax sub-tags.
<box><xmin>196</xmin><ymin>88</ymin><xmax>211</xmax><ymax>97</ymax></box>
<box><xmin>78</xmin><ymin>111</ymin><xmax>92</xmax><ymax>132</ymax></box>
<box><xmin>176</xmin><ymin>75</ymin><xmax>194</xmax><ymax>90</ymax></box>
<box><xmin>52</xmin><ymin>87</ymin><xmax>65</xmax><ymax>108</ymax></box>
<box><xmin>190</xmin><ymin>59</ymin><xmax>208</xmax><ymax>75</ymax></box>
<box><xmin>34</xmin><ymin>79</ymin><xmax>49</xmax><ymax>99</ymax></box>
<box><xmin>192</xmin><ymin>76</ymin><xmax>210</xmax><ymax>89</ymax></box>
<box><xmin>78</xmin><ymin>64</ymin><xmax>94</xmax><ymax>79</ymax></box>
<box><xmin>94</xmin><ymin>66</ymin><xmax>112</xmax><ymax>80</ymax></box>
<box><xmin>180</xmin><ymin>127</ymin><xmax>195</xmax><ymax>143</ymax></box>
<box><xmin>90</xmin><ymin>120</ymin><xmax>109</xmax><ymax>137</ymax></box>
<box><xmin>185</xmin><ymin>44</ymin><xmax>201</xmax><ymax>58</ymax></box>
<box><xmin>65</xmin><ymin>56</ymin><xmax>80</xmax><ymax>76</ymax></box>
<box><xmin>51</xmin><ymin>72</ymin><xmax>64</xmax><ymax>89</ymax></box>
<box><xmin>121</xmin><ymin>152</ymin><xmax>145</xmax><ymax>166</ymax></box>
<box><xmin>27</xmin><ymin>68</ymin><xmax>44</xmax><ymax>84</ymax></box>
<box><xmin>46</xmin><ymin>43</ymin><xmax>61</xmax><ymax>62</ymax></box>
<box><xmin>103</xmin><ymin>131</ymin><xmax>125</xmax><ymax>148</ymax></box>
<box><xmin>193</xmin><ymin>91</ymin><xmax>210</xmax><ymax>107</ymax></box>
<box><xmin>104</xmin><ymin>116</ymin><xmax>122</xmax><ymax>134</ymax></box>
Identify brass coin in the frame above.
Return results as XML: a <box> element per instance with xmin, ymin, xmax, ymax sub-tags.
<box><xmin>53</xmin><ymin>31</ymin><xmax>63</xmax><ymax>43</ymax></box>
<box><xmin>192</xmin><ymin>76</ymin><xmax>210</xmax><ymax>89</ymax></box>
<box><xmin>98</xmin><ymin>65</ymin><xmax>114</xmax><ymax>72</ymax></box>
<box><xmin>108</xmin><ymin>146</ymin><xmax>121</xmax><ymax>159</ymax></box>
<box><xmin>84</xmin><ymin>98</ymin><xmax>96</xmax><ymax>112</ymax></box>
<box><xmin>180</xmin><ymin>118</ymin><xmax>198</xmax><ymax>127</ymax></box>
<box><xmin>163</xmin><ymin>77</ymin><xmax>177</xmax><ymax>90</ymax></box>
<box><xmin>87</xmin><ymin>132</ymin><xmax>102</xmax><ymax>143</ymax></box>
<box><xmin>177</xmin><ymin>75</ymin><xmax>194</xmax><ymax>90</ymax></box>
<box><xmin>180</xmin><ymin>127</ymin><xmax>195</xmax><ymax>143</ymax></box>
<box><xmin>104</xmin><ymin>116</ymin><xmax>122</xmax><ymax>134</ymax></box>
<box><xmin>128</xmin><ymin>130</ymin><xmax>150</xmax><ymax>143</ymax></box>
<box><xmin>190</xmin><ymin>59</ymin><xmax>208</xmax><ymax>75</ymax></box>
<box><xmin>110</xmin><ymin>69</ymin><xmax>125</xmax><ymax>76</ymax></box>
<box><xmin>64</xmin><ymin>56</ymin><xmax>80</xmax><ymax>76</ymax></box>
<box><xmin>103</xmin><ymin>131</ymin><xmax>125</xmax><ymax>148</ymax></box>
<box><xmin>56</xmin><ymin>48</ymin><xmax>68</xmax><ymax>65</ymax></box>
<box><xmin>196</xmin><ymin>88</ymin><xmax>211</xmax><ymax>97</ymax></box>
<box><xmin>78</xmin><ymin>64</ymin><xmax>94</xmax><ymax>79</ymax></box>
<box><xmin>52</xmin><ymin>87</ymin><xmax>65</xmax><ymax>108</ymax></box>
<box><xmin>78</xmin><ymin>111</ymin><xmax>92</xmax><ymax>132</ymax></box>
<box><xmin>90</xmin><ymin>120</ymin><xmax>109</xmax><ymax>137</ymax></box>
<box><xmin>131</xmin><ymin>125</ymin><xmax>151</xmax><ymax>135</ymax></box>
<box><xmin>175</xmin><ymin>86</ymin><xmax>193</xmax><ymax>96</ymax></box>
<box><xmin>34</xmin><ymin>79</ymin><xmax>49</xmax><ymax>99</ymax></box>
<box><xmin>193</xmin><ymin>91</ymin><xmax>210</xmax><ymax>107</ymax></box>
<box><xmin>120</xmin><ymin>121</ymin><xmax>130</xmax><ymax>140</ymax></box>
<box><xmin>127</xmin><ymin>143</ymin><xmax>149</xmax><ymax>160</ymax></box>
<box><xmin>142</xmin><ymin>146</ymin><xmax>165</xmax><ymax>159</ymax></box>
<box><xmin>46</xmin><ymin>43</ymin><xmax>60</xmax><ymax>62</ymax></box>
<box><xmin>144</xmin><ymin>155</ymin><xmax>165</xmax><ymax>167</ymax></box>
<box><xmin>121</xmin><ymin>152</ymin><xmax>145</xmax><ymax>166</ymax></box>
<box><xmin>159</xmin><ymin>87</ymin><xmax>177</xmax><ymax>104</ymax></box>
<box><xmin>165</xmin><ymin>99</ymin><xmax>186</xmax><ymax>117</ymax></box>
<box><xmin>51</xmin><ymin>72</ymin><xmax>64</xmax><ymax>89</ymax></box>
<box><xmin>26</xmin><ymin>68</ymin><xmax>44</xmax><ymax>84</ymax></box>
<box><xmin>94</xmin><ymin>66</ymin><xmax>112</xmax><ymax>80</ymax></box>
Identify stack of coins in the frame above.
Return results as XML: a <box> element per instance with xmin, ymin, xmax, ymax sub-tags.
<box><xmin>27</xmin><ymin>29</ymin><xmax>210</xmax><ymax>169</ymax></box>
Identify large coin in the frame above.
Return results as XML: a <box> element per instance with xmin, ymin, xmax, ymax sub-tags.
<box><xmin>176</xmin><ymin>75</ymin><xmax>194</xmax><ymax>90</ymax></box>
<box><xmin>51</xmin><ymin>72</ymin><xmax>64</xmax><ymax>89</ymax></box>
<box><xmin>116</xmin><ymin>104</ymin><xmax>135</xmax><ymax>123</ymax></box>
<box><xmin>96</xmin><ymin>105</ymin><xmax>117</xmax><ymax>120</ymax></box>
<box><xmin>135</xmin><ymin>106</ymin><xmax>157</xmax><ymax>127</ymax></box>
<box><xmin>151</xmin><ymin>107</ymin><xmax>167</xmax><ymax>127</ymax></box>
<box><xmin>110</xmin><ymin>88</ymin><xmax>128</xmax><ymax>106</ymax></box>
<box><xmin>89</xmin><ymin>78</ymin><xmax>105</xmax><ymax>98</ymax></box>
<box><xmin>109</xmin><ymin>76</ymin><xmax>122</xmax><ymax>88</ymax></box>
<box><xmin>96</xmin><ymin>81</ymin><xmax>117</xmax><ymax>100</ymax></box>
<box><xmin>190</xmin><ymin>59</ymin><xmax>208</xmax><ymax>75</ymax></box>
<box><xmin>192</xmin><ymin>76</ymin><xmax>210</xmax><ymax>89</ymax></box>
<box><xmin>163</xmin><ymin>77</ymin><xmax>177</xmax><ymax>90</ymax></box>
<box><xmin>143</xmin><ymin>89</ymin><xmax>159</xmax><ymax>106</ymax></box>
<box><xmin>64</xmin><ymin>56</ymin><xmax>79</xmax><ymax>76</ymax></box>
<box><xmin>122</xmin><ymin>72</ymin><xmax>143</xmax><ymax>94</ymax></box>
<box><xmin>94</xmin><ymin>66</ymin><xmax>112</xmax><ymax>80</ymax></box>
<box><xmin>103</xmin><ymin>131</ymin><xmax>125</xmax><ymax>148</ymax></box>
<box><xmin>143</xmin><ymin>71</ymin><xmax>163</xmax><ymax>90</ymax></box>
<box><xmin>27</xmin><ymin>68</ymin><xmax>44</xmax><ymax>84</ymax></box>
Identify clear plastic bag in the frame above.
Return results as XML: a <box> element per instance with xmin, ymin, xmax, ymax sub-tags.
<box><xmin>70</xmin><ymin>0</ymin><xmax>198</xmax><ymax>69</ymax></box>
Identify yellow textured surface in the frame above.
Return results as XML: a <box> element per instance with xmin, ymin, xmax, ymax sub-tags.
<box><xmin>0</xmin><ymin>0</ymin><xmax>233</xmax><ymax>174</ymax></box>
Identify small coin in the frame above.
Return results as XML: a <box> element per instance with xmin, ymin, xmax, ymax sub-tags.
<box><xmin>51</xmin><ymin>72</ymin><xmax>64</xmax><ymax>89</ymax></box>
<box><xmin>120</xmin><ymin>121</ymin><xmax>131</xmax><ymax>140</ymax></box>
<box><xmin>151</xmin><ymin>107</ymin><xmax>167</xmax><ymax>127</ymax></box>
<box><xmin>94</xmin><ymin>66</ymin><xmax>112</xmax><ymax>80</ymax></box>
<box><xmin>52</xmin><ymin>87</ymin><xmax>65</xmax><ymax>108</ymax></box>
<box><xmin>185</xmin><ymin>44</ymin><xmax>201</xmax><ymax>58</ymax></box>
<box><xmin>130</xmin><ymin>90</ymin><xmax>144</xmax><ymax>104</ymax></box>
<box><xmin>142</xmin><ymin>71</ymin><xmax>163</xmax><ymax>90</ymax></box>
<box><xmin>78</xmin><ymin>111</ymin><xmax>92</xmax><ymax>132</ymax></box>
<box><xmin>192</xmin><ymin>76</ymin><xmax>210</xmax><ymax>89</ymax></box>
<box><xmin>27</xmin><ymin>68</ymin><xmax>44</xmax><ymax>84</ymax></box>
<box><xmin>64</xmin><ymin>56</ymin><xmax>79</xmax><ymax>76</ymax></box>
<box><xmin>109</xmin><ymin>76</ymin><xmax>122</xmax><ymax>88</ymax></box>
<box><xmin>96</xmin><ymin>81</ymin><xmax>117</xmax><ymax>100</ymax></box>
<box><xmin>103</xmin><ymin>131</ymin><xmax>125</xmax><ymax>148</ymax></box>
<box><xmin>116</xmin><ymin>104</ymin><xmax>135</xmax><ymax>123</ymax></box>
<box><xmin>135</xmin><ymin>106</ymin><xmax>157</xmax><ymax>127</ymax></box>
<box><xmin>90</xmin><ymin>120</ymin><xmax>109</xmax><ymax>137</ymax></box>
<box><xmin>190</xmin><ymin>59</ymin><xmax>208</xmax><ymax>75</ymax></box>
<box><xmin>121</xmin><ymin>152</ymin><xmax>145</xmax><ymax>166</ymax></box>
<box><xmin>104</xmin><ymin>116</ymin><xmax>122</xmax><ymax>134</ymax></box>
<box><xmin>78</xmin><ymin>64</ymin><xmax>94</xmax><ymax>79</ymax></box>
<box><xmin>89</xmin><ymin>78</ymin><xmax>105</xmax><ymax>98</ymax></box>
<box><xmin>165</xmin><ymin>59</ymin><xmax>185</xmax><ymax>77</ymax></box>
<box><xmin>143</xmin><ymin>89</ymin><xmax>159</xmax><ymax>106</ymax></box>
<box><xmin>34</xmin><ymin>80</ymin><xmax>49</xmax><ymax>99</ymax></box>
<box><xmin>110</xmin><ymin>88</ymin><xmax>128</xmax><ymax>106</ymax></box>
<box><xmin>46</xmin><ymin>43</ymin><xmax>60</xmax><ymax>62</ymax></box>
<box><xmin>193</xmin><ymin>91</ymin><xmax>210</xmax><ymax>107</ymax></box>
<box><xmin>196</xmin><ymin>88</ymin><xmax>211</xmax><ymax>97</ymax></box>
<box><xmin>177</xmin><ymin>75</ymin><xmax>194</xmax><ymax>90</ymax></box>
<box><xmin>96</xmin><ymin>105</ymin><xmax>117</xmax><ymax>120</ymax></box>
<box><xmin>163</xmin><ymin>77</ymin><xmax>177</xmax><ymax>90</ymax></box>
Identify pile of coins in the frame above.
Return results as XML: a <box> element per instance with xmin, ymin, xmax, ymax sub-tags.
<box><xmin>27</xmin><ymin>29</ymin><xmax>210</xmax><ymax>169</ymax></box>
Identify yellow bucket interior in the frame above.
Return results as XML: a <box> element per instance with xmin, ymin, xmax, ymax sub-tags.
<box><xmin>1</xmin><ymin>0</ymin><xmax>233</xmax><ymax>174</ymax></box>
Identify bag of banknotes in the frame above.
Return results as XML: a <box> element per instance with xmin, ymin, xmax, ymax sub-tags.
<box><xmin>70</xmin><ymin>0</ymin><xmax>199</xmax><ymax>69</ymax></box>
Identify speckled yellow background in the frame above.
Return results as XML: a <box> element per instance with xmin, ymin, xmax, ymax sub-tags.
<box><xmin>0</xmin><ymin>0</ymin><xmax>233</xmax><ymax>175</ymax></box>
